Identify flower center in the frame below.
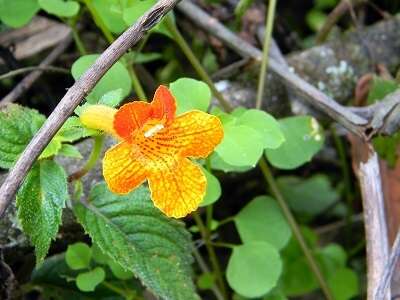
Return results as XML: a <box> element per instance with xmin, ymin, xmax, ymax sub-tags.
<box><xmin>144</xmin><ymin>124</ymin><xmax>165</xmax><ymax>138</ymax></box>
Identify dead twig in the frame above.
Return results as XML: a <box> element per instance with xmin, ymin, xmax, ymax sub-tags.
<box><xmin>0</xmin><ymin>35</ymin><xmax>72</xmax><ymax>105</ymax></box>
<box><xmin>0</xmin><ymin>0</ymin><xmax>181</xmax><ymax>218</ymax></box>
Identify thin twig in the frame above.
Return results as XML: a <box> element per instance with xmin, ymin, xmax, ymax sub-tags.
<box><xmin>0</xmin><ymin>0</ymin><xmax>181</xmax><ymax>218</ymax></box>
<box><xmin>0</xmin><ymin>35</ymin><xmax>72</xmax><ymax>105</ymax></box>
<box><xmin>0</xmin><ymin>66</ymin><xmax>69</xmax><ymax>81</ymax></box>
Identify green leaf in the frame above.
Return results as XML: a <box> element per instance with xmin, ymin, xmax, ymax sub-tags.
<box><xmin>216</xmin><ymin>123</ymin><xmax>264</xmax><ymax>167</ymax></box>
<box><xmin>0</xmin><ymin>0</ymin><xmax>39</xmax><ymax>28</ymax></box>
<box><xmin>237</xmin><ymin>109</ymin><xmax>285</xmax><ymax>149</ymax></box>
<box><xmin>17</xmin><ymin>160</ymin><xmax>69</xmax><ymax>264</ymax></box>
<box><xmin>57</xmin><ymin>116</ymin><xmax>94</xmax><ymax>141</ymax></box>
<box><xmin>58</xmin><ymin>144</ymin><xmax>83</xmax><ymax>159</ymax></box>
<box><xmin>92</xmin><ymin>243</ymin><xmax>108</xmax><ymax>265</ymax></box>
<box><xmin>38</xmin><ymin>0</ymin><xmax>80</xmax><ymax>17</ymax></box>
<box><xmin>74</xmin><ymin>183</ymin><xmax>199</xmax><ymax>300</ymax></box>
<box><xmin>318</xmin><ymin>244</ymin><xmax>347</xmax><ymax>276</ymax></box>
<box><xmin>98</xmin><ymin>88</ymin><xmax>124</xmax><ymax>107</ymax></box>
<box><xmin>197</xmin><ymin>272</ymin><xmax>216</xmax><ymax>290</ymax></box>
<box><xmin>265</xmin><ymin>116</ymin><xmax>324</xmax><ymax>169</ymax></box>
<box><xmin>263</xmin><ymin>288</ymin><xmax>288</xmax><ymax>300</ymax></box>
<box><xmin>40</xmin><ymin>137</ymin><xmax>62</xmax><ymax>159</ymax></box>
<box><xmin>227</xmin><ymin>242</ymin><xmax>282</xmax><ymax>298</ymax></box>
<box><xmin>235</xmin><ymin>0</ymin><xmax>255</xmax><ymax>19</ymax></box>
<box><xmin>367</xmin><ymin>77</ymin><xmax>398</xmax><ymax>104</ymax></box>
<box><xmin>0</xmin><ymin>104</ymin><xmax>44</xmax><ymax>169</ymax></box>
<box><xmin>66</xmin><ymin>242</ymin><xmax>92</xmax><ymax>270</ymax></box>
<box><xmin>209</xmin><ymin>152</ymin><xmax>253</xmax><ymax>173</ymax></box>
<box><xmin>76</xmin><ymin>267</ymin><xmax>106</xmax><ymax>292</ymax></box>
<box><xmin>327</xmin><ymin>268</ymin><xmax>358</xmax><ymax>300</ymax></box>
<box><xmin>200</xmin><ymin>167</ymin><xmax>221</xmax><ymax>206</ymax></box>
<box><xmin>125</xmin><ymin>51</ymin><xmax>163</xmax><ymax>64</ymax></box>
<box><xmin>92</xmin><ymin>0</ymin><xmax>127</xmax><ymax>34</ymax></box>
<box><xmin>235</xmin><ymin>196</ymin><xmax>291</xmax><ymax>250</ymax></box>
<box><xmin>71</xmin><ymin>54</ymin><xmax>131</xmax><ymax>103</ymax></box>
<box><xmin>108</xmin><ymin>259</ymin><xmax>134</xmax><ymax>280</ymax></box>
<box><xmin>306</xmin><ymin>9</ymin><xmax>327</xmax><ymax>32</ymax></box>
<box><xmin>170</xmin><ymin>78</ymin><xmax>212</xmax><ymax>114</ymax></box>
<box><xmin>277</xmin><ymin>175</ymin><xmax>339</xmax><ymax>216</ymax></box>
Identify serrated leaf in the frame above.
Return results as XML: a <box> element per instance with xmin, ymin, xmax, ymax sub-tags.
<box><xmin>76</xmin><ymin>267</ymin><xmax>106</xmax><ymax>292</ymax></box>
<box><xmin>0</xmin><ymin>104</ymin><xmax>44</xmax><ymax>169</ymax></box>
<box><xmin>265</xmin><ymin>116</ymin><xmax>324</xmax><ymax>169</ymax></box>
<box><xmin>58</xmin><ymin>144</ymin><xmax>83</xmax><ymax>159</ymax></box>
<box><xmin>170</xmin><ymin>78</ymin><xmax>212</xmax><ymax>114</ymax></box>
<box><xmin>200</xmin><ymin>167</ymin><xmax>221</xmax><ymax>206</ymax></box>
<box><xmin>367</xmin><ymin>77</ymin><xmax>398</xmax><ymax>104</ymax></box>
<box><xmin>66</xmin><ymin>242</ymin><xmax>92</xmax><ymax>270</ymax></box>
<box><xmin>235</xmin><ymin>196</ymin><xmax>291</xmax><ymax>250</ymax></box>
<box><xmin>108</xmin><ymin>259</ymin><xmax>134</xmax><ymax>280</ymax></box>
<box><xmin>237</xmin><ymin>109</ymin><xmax>285</xmax><ymax>149</ymax></box>
<box><xmin>57</xmin><ymin>116</ymin><xmax>94</xmax><ymax>141</ymax></box>
<box><xmin>0</xmin><ymin>0</ymin><xmax>39</xmax><ymax>28</ymax></box>
<box><xmin>74</xmin><ymin>183</ymin><xmax>199</xmax><ymax>300</ymax></box>
<box><xmin>38</xmin><ymin>0</ymin><xmax>80</xmax><ymax>17</ymax></box>
<box><xmin>40</xmin><ymin>137</ymin><xmax>62</xmax><ymax>159</ymax></box>
<box><xmin>227</xmin><ymin>242</ymin><xmax>282</xmax><ymax>298</ymax></box>
<box><xmin>71</xmin><ymin>55</ymin><xmax>131</xmax><ymax>104</ymax></box>
<box><xmin>17</xmin><ymin>160</ymin><xmax>69</xmax><ymax>264</ymax></box>
<box><xmin>215</xmin><ymin>123</ymin><xmax>264</xmax><ymax>167</ymax></box>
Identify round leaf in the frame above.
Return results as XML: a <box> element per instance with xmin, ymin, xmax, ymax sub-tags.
<box><xmin>76</xmin><ymin>267</ymin><xmax>105</xmax><ymax>292</ymax></box>
<box><xmin>71</xmin><ymin>54</ymin><xmax>131</xmax><ymax>103</ymax></box>
<box><xmin>215</xmin><ymin>124</ymin><xmax>264</xmax><ymax>167</ymax></box>
<box><xmin>0</xmin><ymin>0</ymin><xmax>39</xmax><ymax>28</ymax></box>
<box><xmin>66</xmin><ymin>242</ymin><xmax>92</xmax><ymax>270</ymax></box>
<box><xmin>170</xmin><ymin>78</ymin><xmax>212</xmax><ymax>114</ymax></box>
<box><xmin>235</xmin><ymin>196</ymin><xmax>291</xmax><ymax>249</ymax></box>
<box><xmin>200</xmin><ymin>167</ymin><xmax>221</xmax><ymax>206</ymax></box>
<box><xmin>227</xmin><ymin>242</ymin><xmax>282</xmax><ymax>298</ymax></box>
<box><xmin>327</xmin><ymin>268</ymin><xmax>359</xmax><ymax>300</ymax></box>
<box><xmin>197</xmin><ymin>272</ymin><xmax>216</xmax><ymax>290</ymax></box>
<box><xmin>38</xmin><ymin>0</ymin><xmax>79</xmax><ymax>17</ymax></box>
<box><xmin>265</xmin><ymin>116</ymin><xmax>324</xmax><ymax>169</ymax></box>
<box><xmin>237</xmin><ymin>109</ymin><xmax>285</xmax><ymax>149</ymax></box>
<box><xmin>92</xmin><ymin>0</ymin><xmax>127</xmax><ymax>34</ymax></box>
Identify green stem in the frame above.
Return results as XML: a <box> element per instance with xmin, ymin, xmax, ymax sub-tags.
<box><xmin>68</xmin><ymin>135</ymin><xmax>104</xmax><ymax>182</ymax></box>
<box><xmin>210</xmin><ymin>242</ymin><xmax>236</xmax><ymax>249</ymax></box>
<box><xmin>193</xmin><ymin>211</ymin><xmax>228</xmax><ymax>299</ymax></box>
<box><xmin>128</xmin><ymin>65</ymin><xmax>147</xmax><ymax>100</ymax></box>
<box><xmin>102</xmin><ymin>281</ymin><xmax>136</xmax><ymax>300</ymax></box>
<box><xmin>255</xmin><ymin>0</ymin><xmax>277</xmax><ymax>109</ymax></box>
<box><xmin>165</xmin><ymin>17</ymin><xmax>232</xmax><ymax>112</ymax></box>
<box><xmin>68</xmin><ymin>18</ymin><xmax>87</xmax><ymax>55</ymax></box>
<box><xmin>258</xmin><ymin>157</ymin><xmax>334</xmax><ymax>300</ymax></box>
<box><xmin>217</xmin><ymin>216</ymin><xmax>235</xmax><ymax>227</ymax></box>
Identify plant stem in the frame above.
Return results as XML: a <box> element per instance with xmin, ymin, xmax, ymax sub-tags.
<box><xmin>165</xmin><ymin>17</ymin><xmax>232</xmax><ymax>112</ymax></box>
<box><xmin>210</xmin><ymin>242</ymin><xmax>236</xmax><ymax>249</ymax></box>
<box><xmin>102</xmin><ymin>281</ymin><xmax>137</xmax><ymax>300</ymax></box>
<box><xmin>217</xmin><ymin>216</ymin><xmax>235</xmax><ymax>227</ymax></box>
<box><xmin>83</xmin><ymin>0</ymin><xmax>146</xmax><ymax>99</ymax></box>
<box><xmin>68</xmin><ymin>135</ymin><xmax>104</xmax><ymax>182</ymax></box>
<box><xmin>255</xmin><ymin>0</ymin><xmax>277</xmax><ymax>109</ymax></box>
<box><xmin>258</xmin><ymin>157</ymin><xmax>334</xmax><ymax>300</ymax></box>
<box><xmin>193</xmin><ymin>211</ymin><xmax>228</xmax><ymax>299</ymax></box>
<box><xmin>0</xmin><ymin>66</ymin><xmax>69</xmax><ymax>81</ymax></box>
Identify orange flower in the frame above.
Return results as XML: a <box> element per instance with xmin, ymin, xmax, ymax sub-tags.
<box><xmin>80</xmin><ymin>85</ymin><xmax>223</xmax><ymax>218</ymax></box>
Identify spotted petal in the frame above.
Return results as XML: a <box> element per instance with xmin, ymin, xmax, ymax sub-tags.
<box><xmin>152</xmin><ymin>85</ymin><xmax>176</xmax><ymax>124</ymax></box>
<box><xmin>103</xmin><ymin>142</ymin><xmax>147</xmax><ymax>194</ymax></box>
<box><xmin>147</xmin><ymin>157</ymin><xmax>206</xmax><ymax>218</ymax></box>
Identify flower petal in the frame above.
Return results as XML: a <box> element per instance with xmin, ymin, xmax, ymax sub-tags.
<box><xmin>151</xmin><ymin>85</ymin><xmax>176</xmax><ymax>123</ymax></box>
<box><xmin>113</xmin><ymin>102</ymin><xmax>152</xmax><ymax>140</ymax></box>
<box><xmin>162</xmin><ymin>110</ymin><xmax>223</xmax><ymax>158</ymax></box>
<box><xmin>147</xmin><ymin>158</ymin><xmax>206</xmax><ymax>218</ymax></box>
<box><xmin>103</xmin><ymin>142</ymin><xmax>146</xmax><ymax>194</ymax></box>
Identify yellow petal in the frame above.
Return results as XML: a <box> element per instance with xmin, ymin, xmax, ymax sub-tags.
<box><xmin>147</xmin><ymin>158</ymin><xmax>206</xmax><ymax>218</ymax></box>
<box><xmin>103</xmin><ymin>142</ymin><xmax>146</xmax><ymax>194</ymax></box>
<box><xmin>80</xmin><ymin>105</ymin><xmax>117</xmax><ymax>136</ymax></box>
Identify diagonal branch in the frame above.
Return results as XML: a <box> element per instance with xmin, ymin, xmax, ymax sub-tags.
<box><xmin>0</xmin><ymin>0</ymin><xmax>181</xmax><ymax>218</ymax></box>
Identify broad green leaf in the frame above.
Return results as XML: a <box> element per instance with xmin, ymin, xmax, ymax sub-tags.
<box><xmin>58</xmin><ymin>144</ymin><xmax>83</xmax><ymax>159</ymax></box>
<box><xmin>237</xmin><ymin>109</ymin><xmax>285</xmax><ymax>149</ymax></box>
<box><xmin>327</xmin><ymin>268</ymin><xmax>359</xmax><ymax>300</ymax></box>
<box><xmin>209</xmin><ymin>152</ymin><xmax>253</xmax><ymax>173</ymax></box>
<box><xmin>98</xmin><ymin>88</ymin><xmax>124</xmax><ymax>107</ymax></box>
<box><xmin>17</xmin><ymin>160</ymin><xmax>68</xmax><ymax>264</ymax></box>
<box><xmin>211</xmin><ymin>106</ymin><xmax>236</xmax><ymax>126</ymax></box>
<box><xmin>277</xmin><ymin>175</ymin><xmax>338</xmax><ymax>216</ymax></box>
<box><xmin>0</xmin><ymin>0</ymin><xmax>39</xmax><ymax>28</ymax></box>
<box><xmin>197</xmin><ymin>272</ymin><xmax>216</xmax><ymax>290</ymax></box>
<box><xmin>92</xmin><ymin>243</ymin><xmax>108</xmax><ymax>265</ymax></box>
<box><xmin>66</xmin><ymin>242</ymin><xmax>92</xmax><ymax>270</ymax></box>
<box><xmin>76</xmin><ymin>267</ymin><xmax>106</xmax><ymax>292</ymax></box>
<box><xmin>71</xmin><ymin>54</ymin><xmax>131</xmax><ymax>103</ymax></box>
<box><xmin>57</xmin><ymin>116</ymin><xmax>96</xmax><ymax>140</ymax></box>
<box><xmin>74</xmin><ymin>183</ymin><xmax>199</xmax><ymax>300</ymax></box>
<box><xmin>170</xmin><ymin>78</ymin><xmax>212</xmax><ymax>114</ymax></box>
<box><xmin>92</xmin><ymin>0</ymin><xmax>127</xmax><ymax>34</ymax></box>
<box><xmin>318</xmin><ymin>244</ymin><xmax>347</xmax><ymax>276</ymax></box>
<box><xmin>0</xmin><ymin>104</ymin><xmax>44</xmax><ymax>169</ymax></box>
<box><xmin>263</xmin><ymin>288</ymin><xmax>288</xmax><ymax>300</ymax></box>
<box><xmin>265</xmin><ymin>116</ymin><xmax>324</xmax><ymax>169</ymax></box>
<box><xmin>306</xmin><ymin>9</ymin><xmax>326</xmax><ymax>31</ymax></box>
<box><xmin>367</xmin><ymin>77</ymin><xmax>398</xmax><ymax>104</ymax></box>
<box><xmin>200</xmin><ymin>167</ymin><xmax>221</xmax><ymax>206</ymax></box>
<box><xmin>125</xmin><ymin>51</ymin><xmax>163</xmax><ymax>64</ymax></box>
<box><xmin>40</xmin><ymin>137</ymin><xmax>62</xmax><ymax>159</ymax></box>
<box><xmin>216</xmin><ymin>123</ymin><xmax>264</xmax><ymax>167</ymax></box>
<box><xmin>235</xmin><ymin>196</ymin><xmax>291</xmax><ymax>250</ymax></box>
<box><xmin>227</xmin><ymin>242</ymin><xmax>282</xmax><ymax>298</ymax></box>
<box><xmin>108</xmin><ymin>259</ymin><xmax>134</xmax><ymax>280</ymax></box>
<box><xmin>38</xmin><ymin>0</ymin><xmax>79</xmax><ymax>17</ymax></box>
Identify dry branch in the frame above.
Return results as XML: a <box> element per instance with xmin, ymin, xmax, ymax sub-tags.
<box><xmin>0</xmin><ymin>0</ymin><xmax>181</xmax><ymax>218</ymax></box>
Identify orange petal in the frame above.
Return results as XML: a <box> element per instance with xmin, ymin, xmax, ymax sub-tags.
<box><xmin>161</xmin><ymin>110</ymin><xmax>224</xmax><ymax>158</ymax></box>
<box><xmin>103</xmin><ymin>142</ymin><xmax>147</xmax><ymax>194</ymax></box>
<box><xmin>147</xmin><ymin>158</ymin><xmax>206</xmax><ymax>218</ymax></box>
<box><xmin>151</xmin><ymin>85</ymin><xmax>176</xmax><ymax>123</ymax></box>
<box><xmin>113</xmin><ymin>102</ymin><xmax>152</xmax><ymax>140</ymax></box>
